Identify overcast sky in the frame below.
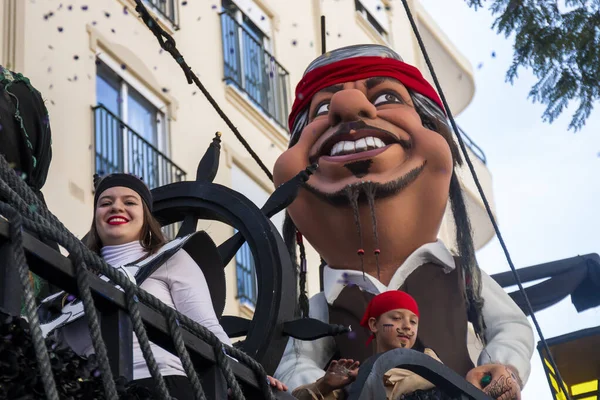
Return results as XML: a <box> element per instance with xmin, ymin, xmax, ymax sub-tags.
<box><xmin>418</xmin><ymin>0</ymin><xmax>600</xmax><ymax>397</ymax></box>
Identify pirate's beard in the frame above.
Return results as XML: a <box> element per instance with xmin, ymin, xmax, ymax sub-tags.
<box><xmin>301</xmin><ymin>161</ymin><xmax>426</xmax><ymax>207</ymax></box>
<box><xmin>300</xmin><ymin>161</ymin><xmax>426</xmax><ymax>279</ymax></box>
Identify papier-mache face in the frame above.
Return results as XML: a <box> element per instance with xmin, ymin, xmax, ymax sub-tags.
<box><xmin>274</xmin><ymin>45</ymin><xmax>456</xmax><ymax>272</ymax></box>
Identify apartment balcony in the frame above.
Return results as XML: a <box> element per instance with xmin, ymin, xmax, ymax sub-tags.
<box><xmin>440</xmin><ymin>126</ymin><xmax>495</xmax><ymax>251</ymax></box>
<box><xmin>93</xmin><ymin>105</ymin><xmax>186</xmax><ymax>239</ymax></box>
<box><xmin>236</xmin><ymin>241</ymin><xmax>258</xmax><ymax>310</ymax></box>
<box><xmin>93</xmin><ymin>105</ymin><xmax>186</xmax><ymax>189</ymax></box>
<box><xmin>414</xmin><ymin>3</ymin><xmax>475</xmax><ymax>116</ymax></box>
<box><xmin>144</xmin><ymin>0</ymin><xmax>179</xmax><ymax>29</ymax></box>
<box><xmin>220</xmin><ymin>11</ymin><xmax>291</xmax><ymax>130</ymax></box>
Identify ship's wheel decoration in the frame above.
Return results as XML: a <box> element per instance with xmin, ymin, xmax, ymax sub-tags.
<box><xmin>150</xmin><ymin>132</ymin><xmax>347</xmax><ymax>374</ymax></box>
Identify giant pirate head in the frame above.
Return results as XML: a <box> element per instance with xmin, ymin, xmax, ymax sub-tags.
<box><xmin>273</xmin><ymin>44</ymin><xmax>486</xmax><ymax>339</ymax></box>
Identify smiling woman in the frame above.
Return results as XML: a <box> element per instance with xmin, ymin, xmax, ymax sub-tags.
<box><xmin>37</xmin><ymin>173</ymin><xmax>233</xmax><ymax>399</ymax></box>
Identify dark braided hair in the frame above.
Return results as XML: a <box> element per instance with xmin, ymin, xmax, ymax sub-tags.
<box><xmin>283</xmin><ymin>213</ymin><xmax>308</xmax><ymax>318</ymax></box>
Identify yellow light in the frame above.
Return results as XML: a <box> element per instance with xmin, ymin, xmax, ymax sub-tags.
<box><xmin>571</xmin><ymin>380</ymin><xmax>598</xmax><ymax>400</ymax></box>
<box><xmin>544</xmin><ymin>358</ymin><xmax>556</xmax><ymax>375</ymax></box>
<box><xmin>549</xmin><ymin>374</ymin><xmax>567</xmax><ymax>400</ymax></box>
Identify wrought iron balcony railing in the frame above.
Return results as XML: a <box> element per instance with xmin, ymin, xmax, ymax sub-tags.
<box><xmin>220</xmin><ymin>11</ymin><xmax>291</xmax><ymax>130</ymax></box>
<box><xmin>93</xmin><ymin>105</ymin><xmax>186</xmax><ymax>239</ymax></box>
<box><xmin>93</xmin><ymin>105</ymin><xmax>186</xmax><ymax>190</ymax></box>
<box><xmin>144</xmin><ymin>0</ymin><xmax>179</xmax><ymax>29</ymax></box>
<box><xmin>236</xmin><ymin>241</ymin><xmax>258</xmax><ymax>308</ymax></box>
<box><xmin>458</xmin><ymin>126</ymin><xmax>487</xmax><ymax>165</ymax></box>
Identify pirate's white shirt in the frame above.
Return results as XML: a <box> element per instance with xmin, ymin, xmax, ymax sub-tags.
<box><xmin>273</xmin><ymin>240</ymin><xmax>534</xmax><ymax>392</ymax></box>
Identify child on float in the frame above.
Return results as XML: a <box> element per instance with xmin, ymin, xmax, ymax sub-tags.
<box><xmin>51</xmin><ymin>173</ymin><xmax>286</xmax><ymax>398</ymax></box>
<box><xmin>292</xmin><ymin>290</ymin><xmax>442</xmax><ymax>400</ymax></box>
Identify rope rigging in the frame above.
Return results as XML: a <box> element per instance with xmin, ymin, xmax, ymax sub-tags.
<box><xmin>397</xmin><ymin>0</ymin><xmax>571</xmax><ymax>398</ymax></box>
<box><xmin>0</xmin><ymin>152</ymin><xmax>276</xmax><ymax>400</ymax></box>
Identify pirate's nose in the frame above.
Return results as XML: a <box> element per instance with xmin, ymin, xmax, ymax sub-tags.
<box><xmin>328</xmin><ymin>89</ymin><xmax>377</xmax><ymax>126</ymax></box>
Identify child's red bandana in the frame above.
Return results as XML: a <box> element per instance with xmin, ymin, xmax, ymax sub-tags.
<box><xmin>288</xmin><ymin>57</ymin><xmax>445</xmax><ymax>131</ymax></box>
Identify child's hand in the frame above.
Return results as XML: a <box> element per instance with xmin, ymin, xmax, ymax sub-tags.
<box><xmin>267</xmin><ymin>375</ymin><xmax>288</xmax><ymax>391</ymax></box>
<box><xmin>318</xmin><ymin>359</ymin><xmax>360</xmax><ymax>394</ymax></box>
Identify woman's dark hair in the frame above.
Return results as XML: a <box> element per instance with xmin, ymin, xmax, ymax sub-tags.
<box><xmin>84</xmin><ymin>199</ymin><xmax>167</xmax><ymax>255</ymax></box>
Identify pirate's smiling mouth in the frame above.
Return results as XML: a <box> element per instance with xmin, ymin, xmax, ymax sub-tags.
<box><xmin>308</xmin><ymin>123</ymin><xmax>411</xmax><ymax>165</ymax></box>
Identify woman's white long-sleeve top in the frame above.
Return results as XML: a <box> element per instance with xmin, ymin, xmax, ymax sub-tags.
<box><xmin>58</xmin><ymin>241</ymin><xmax>232</xmax><ymax>380</ymax></box>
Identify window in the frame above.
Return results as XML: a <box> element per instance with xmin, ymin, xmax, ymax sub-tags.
<box><xmin>220</xmin><ymin>0</ymin><xmax>291</xmax><ymax>130</ymax></box>
<box><xmin>355</xmin><ymin>0</ymin><xmax>390</xmax><ymax>39</ymax></box>
<box><xmin>94</xmin><ymin>57</ymin><xmax>185</xmax><ymax>238</ymax></box>
<box><xmin>143</xmin><ymin>0</ymin><xmax>179</xmax><ymax>29</ymax></box>
<box><xmin>231</xmin><ymin>164</ymin><xmax>284</xmax><ymax>309</ymax></box>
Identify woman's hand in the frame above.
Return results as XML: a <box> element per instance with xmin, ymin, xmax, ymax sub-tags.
<box><xmin>267</xmin><ymin>375</ymin><xmax>288</xmax><ymax>391</ymax></box>
<box><xmin>316</xmin><ymin>359</ymin><xmax>360</xmax><ymax>395</ymax></box>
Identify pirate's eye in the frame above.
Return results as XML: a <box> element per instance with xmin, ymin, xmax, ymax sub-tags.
<box><xmin>373</xmin><ymin>92</ymin><xmax>403</xmax><ymax>106</ymax></box>
<box><xmin>314</xmin><ymin>101</ymin><xmax>330</xmax><ymax>117</ymax></box>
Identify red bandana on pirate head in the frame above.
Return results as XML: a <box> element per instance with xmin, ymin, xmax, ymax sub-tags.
<box><xmin>288</xmin><ymin>56</ymin><xmax>445</xmax><ymax>131</ymax></box>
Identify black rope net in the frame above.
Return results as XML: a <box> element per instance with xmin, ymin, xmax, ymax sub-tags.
<box><xmin>0</xmin><ymin>153</ymin><xmax>275</xmax><ymax>400</ymax></box>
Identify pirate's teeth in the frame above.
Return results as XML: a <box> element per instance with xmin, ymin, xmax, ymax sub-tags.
<box><xmin>355</xmin><ymin>138</ymin><xmax>368</xmax><ymax>151</ymax></box>
<box><xmin>332</xmin><ymin>142</ymin><xmax>343</xmax><ymax>156</ymax></box>
<box><xmin>343</xmin><ymin>142</ymin><xmax>355</xmax><ymax>153</ymax></box>
<box><xmin>329</xmin><ymin>137</ymin><xmax>387</xmax><ymax>156</ymax></box>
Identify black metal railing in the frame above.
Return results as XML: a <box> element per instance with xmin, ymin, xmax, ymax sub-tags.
<box><xmin>93</xmin><ymin>105</ymin><xmax>185</xmax><ymax>239</ymax></box>
<box><xmin>220</xmin><ymin>12</ymin><xmax>291</xmax><ymax>130</ymax></box>
<box><xmin>236</xmin><ymin>241</ymin><xmax>258</xmax><ymax>308</ymax></box>
<box><xmin>457</xmin><ymin>126</ymin><xmax>487</xmax><ymax>164</ymax></box>
<box><xmin>0</xmin><ymin>220</ymin><xmax>259</xmax><ymax>398</ymax></box>
<box><xmin>93</xmin><ymin>105</ymin><xmax>186</xmax><ymax>190</ymax></box>
<box><xmin>144</xmin><ymin>0</ymin><xmax>179</xmax><ymax>29</ymax></box>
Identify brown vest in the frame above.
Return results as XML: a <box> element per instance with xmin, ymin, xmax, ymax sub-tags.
<box><xmin>327</xmin><ymin>261</ymin><xmax>475</xmax><ymax>377</ymax></box>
